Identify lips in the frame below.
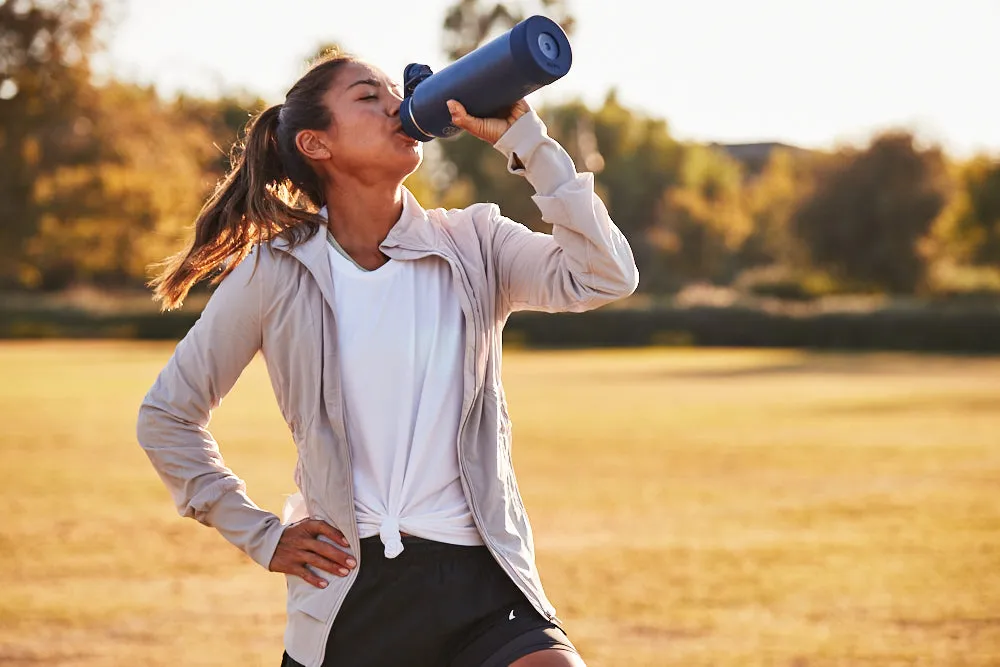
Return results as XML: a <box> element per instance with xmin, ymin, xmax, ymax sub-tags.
<box><xmin>395</xmin><ymin>126</ymin><xmax>418</xmax><ymax>144</ymax></box>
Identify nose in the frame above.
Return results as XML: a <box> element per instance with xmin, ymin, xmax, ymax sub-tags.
<box><xmin>388</xmin><ymin>94</ymin><xmax>401</xmax><ymax>118</ymax></box>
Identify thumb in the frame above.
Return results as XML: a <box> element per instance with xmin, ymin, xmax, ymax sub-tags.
<box><xmin>447</xmin><ymin>99</ymin><xmax>478</xmax><ymax>133</ymax></box>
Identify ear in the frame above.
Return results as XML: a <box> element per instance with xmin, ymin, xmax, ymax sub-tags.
<box><xmin>295</xmin><ymin>129</ymin><xmax>332</xmax><ymax>161</ymax></box>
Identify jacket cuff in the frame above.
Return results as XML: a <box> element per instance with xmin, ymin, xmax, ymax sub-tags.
<box><xmin>205</xmin><ymin>489</ymin><xmax>286</xmax><ymax>570</ymax></box>
<box><xmin>493</xmin><ymin>110</ymin><xmax>578</xmax><ymax>197</ymax></box>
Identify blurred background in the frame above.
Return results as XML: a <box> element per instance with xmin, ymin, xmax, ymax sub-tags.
<box><xmin>3</xmin><ymin>0</ymin><xmax>1000</xmax><ymax>327</ymax></box>
<box><xmin>1</xmin><ymin>1</ymin><xmax>998</xmax><ymax>666</ymax></box>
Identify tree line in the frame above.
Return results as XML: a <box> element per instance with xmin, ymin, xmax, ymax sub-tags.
<box><xmin>2</xmin><ymin>0</ymin><xmax>998</xmax><ymax>299</ymax></box>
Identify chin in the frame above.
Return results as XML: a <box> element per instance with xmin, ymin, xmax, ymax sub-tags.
<box><xmin>400</xmin><ymin>150</ymin><xmax>423</xmax><ymax>176</ymax></box>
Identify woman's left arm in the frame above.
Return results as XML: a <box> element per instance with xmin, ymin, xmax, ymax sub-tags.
<box><xmin>448</xmin><ymin>100</ymin><xmax>639</xmax><ymax>314</ymax></box>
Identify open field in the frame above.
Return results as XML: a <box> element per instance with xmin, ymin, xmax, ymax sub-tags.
<box><xmin>1</xmin><ymin>342</ymin><xmax>998</xmax><ymax>666</ymax></box>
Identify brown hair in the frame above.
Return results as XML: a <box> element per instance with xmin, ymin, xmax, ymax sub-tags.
<box><xmin>149</xmin><ymin>51</ymin><xmax>358</xmax><ymax>310</ymax></box>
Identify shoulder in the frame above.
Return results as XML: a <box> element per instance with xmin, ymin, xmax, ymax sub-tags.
<box><xmin>224</xmin><ymin>244</ymin><xmax>274</xmax><ymax>282</ymax></box>
<box><xmin>216</xmin><ymin>240</ymin><xmax>300</xmax><ymax>298</ymax></box>
<box><xmin>426</xmin><ymin>202</ymin><xmax>501</xmax><ymax>241</ymax></box>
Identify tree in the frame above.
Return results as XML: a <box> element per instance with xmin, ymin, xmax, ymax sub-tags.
<box><xmin>173</xmin><ymin>90</ymin><xmax>267</xmax><ymax>175</ymax></box>
<box><xmin>791</xmin><ymin>132</ymin><xmax>951</xmax><ymax>294</ymax></box>
<box><xmin>25</xmin><ymin>81</ymin><xmax>217</xmax><ymax>288</ymax></box>
<box><xmin>653</xmin><ymin>144</ymin><xmax>750</xmax><ymax>286</ymax></box>
<box><xmin>0</xmin><ymin>0</ymin><xmax>106</xmax><ymax>286</ymax></box>
<box><xmin>741</xmin><ymin>147</ymin><xmax>819</xmax><ymax>269</ymax></box>
<box><xmin>937</xmin><ymin>156</ymin><xmax>1000</xmax><ymax>267</ymax></box>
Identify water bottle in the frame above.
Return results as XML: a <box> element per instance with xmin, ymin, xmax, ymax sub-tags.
<box><xmin>400</xmin><ymin>15</ymin><xmax>572</xmax><ymax>142</ymax></box>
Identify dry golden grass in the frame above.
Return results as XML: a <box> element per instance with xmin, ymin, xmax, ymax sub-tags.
<box><xmin>1</xmin><ymin>341</ymin><xmax>998</xmax><ymax>666</ymax></box>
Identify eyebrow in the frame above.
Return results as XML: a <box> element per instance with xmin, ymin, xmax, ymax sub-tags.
<box><xmin>348</xmin><ymin>78</ymin><xmax>403</xmax><ymax>94</ymax></box>
<box><xmin>348</xmin><ymin>78</ymin><xmax>380</xmax><ymax>90</ymax></box>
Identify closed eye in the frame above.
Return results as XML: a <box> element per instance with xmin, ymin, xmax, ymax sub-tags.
<box><xmin>360</xmin><ymin>95</ymin><xmax>378</xmax><ymax>101</ymax></box>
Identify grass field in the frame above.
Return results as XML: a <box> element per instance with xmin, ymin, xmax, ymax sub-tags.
<box><xmin>1</xmin><ymin>342</ymin><xmax>998</xmax><ymax>666</ymax></box>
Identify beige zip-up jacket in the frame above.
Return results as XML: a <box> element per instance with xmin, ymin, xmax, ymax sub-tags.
<box><xmin>136</xmin><ymin>109</ymin><xmax>638</xmax><ymax>667</ymax></box>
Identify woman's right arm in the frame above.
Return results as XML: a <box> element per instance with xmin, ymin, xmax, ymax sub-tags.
<box><xmin>136</xmin><ymin>249</ymin><xmax>285</xmax><ymax>570</ymax></box>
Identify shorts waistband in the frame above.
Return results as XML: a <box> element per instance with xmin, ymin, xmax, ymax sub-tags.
<box><xmin>358</xmin><ymin>534</ymin><xmax>484</xmax><ymax>558</ymax></box>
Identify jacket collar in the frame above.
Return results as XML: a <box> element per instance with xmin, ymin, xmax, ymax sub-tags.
<box><xmin>268</xmin><ymin>187</ymin><xmax>437</xmax><ymax>309</ymax></box>
<box><xmin>271</xmin><ymin>186</ymin><xmax>434</xmax><ymax>256</ymax></box>
<box><xmin>271</xmin><ymin>185</ymin><xmax>433</xmax><ymax>260</ymax></box>
<box><xmin>381</xmin><ymin>186</ymin><xmax>435</xmax><ymax>251</ymax></box>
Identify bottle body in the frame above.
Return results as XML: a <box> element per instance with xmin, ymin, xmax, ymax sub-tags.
<box><xmin>400</xmin><ymin>15</ymin><xmax>572</xmax><ymax>142</ymax></box>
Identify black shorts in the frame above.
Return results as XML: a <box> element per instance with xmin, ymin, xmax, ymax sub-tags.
<box><xmin>280</xmin><ymin>535</ymin><xmax>577</xmax><ymax>667</ymax></box>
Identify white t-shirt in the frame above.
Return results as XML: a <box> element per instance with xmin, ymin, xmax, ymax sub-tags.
<box><xmin>326</xmin><ymin>235</ymin><xmax>483</xmax><ymax>558</ymax></box>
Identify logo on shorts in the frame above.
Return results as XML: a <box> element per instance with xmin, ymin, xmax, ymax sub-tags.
<box><xmin>508</xmin><ymin>609</ymin><xmax>516</xmax><ymax>621</ymax></box>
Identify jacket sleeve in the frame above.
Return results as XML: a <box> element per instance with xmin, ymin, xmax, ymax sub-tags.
<box><xmin>489</xmin><ymin>109</ymin><xmax>639</xmax><ymax>314</ymax></box>
<box><xmin>136</xmin><ymin>249</ymin><xmax>285</xmax><ymax>570</ymax></box>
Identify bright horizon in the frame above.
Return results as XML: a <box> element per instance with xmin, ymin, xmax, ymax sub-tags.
<box><xmin>96</xmin><ymin>0</ymin><xmax>999</xmax><ymax>157</ymax></box>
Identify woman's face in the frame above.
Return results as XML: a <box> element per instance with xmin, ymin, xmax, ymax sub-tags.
<box><xmin>302</xmin><ymin>61</ymin><xmax>422</xmax><ymax>185</ymax></box>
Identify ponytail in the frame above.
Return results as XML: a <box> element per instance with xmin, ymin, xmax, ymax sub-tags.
<box><xmin>150</xmin><ymin>53</ymin><xmax>356</xmax><ymax>310</ymax></box>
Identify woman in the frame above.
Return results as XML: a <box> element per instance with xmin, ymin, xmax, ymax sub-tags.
<box><xmin>137</xmin><ymin>52</ymin><xmax>637</xmax><ymax>667</ymax></box>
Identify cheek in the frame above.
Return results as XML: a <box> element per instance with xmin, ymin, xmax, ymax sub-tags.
<box><xmin>337</xmin><ymin>115</ymin><xmax>388</xmax><ymax>154</ymax></box>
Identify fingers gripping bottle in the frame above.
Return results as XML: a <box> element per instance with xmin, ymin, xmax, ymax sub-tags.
<box><xmin>400</xmin><ymin>15</ymin><xmax>572</xmax><ymax>142</ymax></box>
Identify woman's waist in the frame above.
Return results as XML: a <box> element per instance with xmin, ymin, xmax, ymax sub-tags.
<box><xmin>356</xmin><ymin>511</ymin><xmax>484</xmax><ymax>550</ymax></box>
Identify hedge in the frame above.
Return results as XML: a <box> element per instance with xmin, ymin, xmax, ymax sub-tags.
<box><xmin>3</xmin><ymin>304</ymin><xmax>1000</xmax><ymax>353</ymax></box>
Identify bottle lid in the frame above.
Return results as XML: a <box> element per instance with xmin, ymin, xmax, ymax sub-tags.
<box><xmin>510</xmin><ymin>15</ymin><xmax>573</xmax><ymax>85</ymax></box>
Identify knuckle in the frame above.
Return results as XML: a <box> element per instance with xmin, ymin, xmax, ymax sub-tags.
<box><xmin>310</xmin><ymin>541</ymin><xmax>331</xmax><ymax>556</ymax></box>
<box><xmin>329</xmin><ymin>549</ymin><xmax>348</xmax><ymax>564</ymax></box>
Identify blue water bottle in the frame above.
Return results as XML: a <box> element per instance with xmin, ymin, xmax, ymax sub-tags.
<box><xmin>400</xmin><ymin>15</ymin><xmax>572</xmax><ymax>142</ymax></box>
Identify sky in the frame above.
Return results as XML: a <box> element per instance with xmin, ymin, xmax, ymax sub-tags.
<box><xmin>96</xmin><ymin>0</ymin><xmax>999</xmax><ymax>156</ymax></box>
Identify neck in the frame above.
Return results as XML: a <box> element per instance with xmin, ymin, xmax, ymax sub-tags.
<box><xmin>321</xmin><ymin>178</ymin><xmax>405</xmax><ymax>270</ymax></box>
